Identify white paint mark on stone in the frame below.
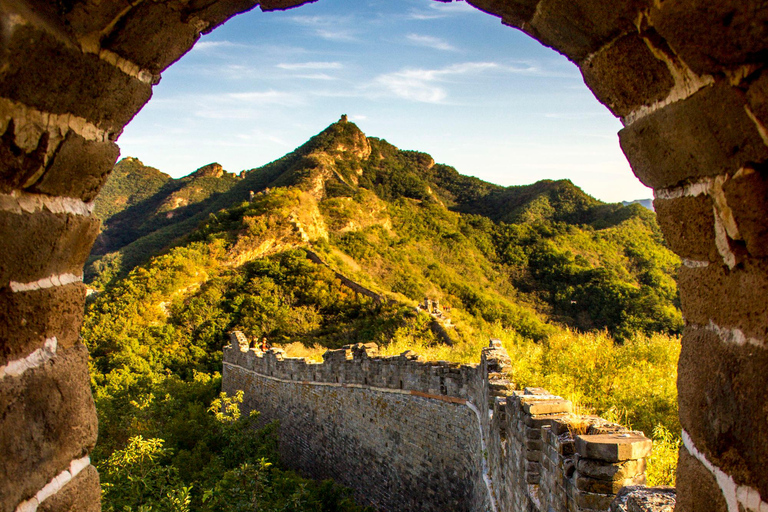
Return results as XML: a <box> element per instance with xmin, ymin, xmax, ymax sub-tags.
<box><xmin>623</xmin><ymin>39</ymin><xmax>714</xmax><ymax>126</ymax></box>
<box><xmin>0</xmin><ymin>190</ymin><xmax>94</xmax><ymax>216</ymax></box>
<box><xmin>713</xmin><ymin>206</ymin><xmax>738</xmax><ymax>269</ymax></box>
<box><xmin>682</xmin><ymin>430</ymin><xmax>768</xmax><ymax>512</ymax></box>
<box><xmin>13</xmin><ymin>456</ymin><xmax>91</xmax><ymax>512</ymax></box>
<box><xmin>10</xmin><ymin>273</ymin><xmax>83</xmax><ymax>293</ymax></box>
<box><xmin>0</xmin><ymin>337</ymin><xmax>57</xmax><ymax>380</ymax></box>
<box><xmin>682</xmin><ymin>259</ymin><xmax>710</xmax><ymax>268</ymax></box>
<box><xmin>704</xmin><ymin>321</ymin><xmax>765</xmax><ymax>349</ymax></box>
<box><xmin>654</xmin><ymin>178</ymin><xmax>713</xmax><ymax>200</ymax></box>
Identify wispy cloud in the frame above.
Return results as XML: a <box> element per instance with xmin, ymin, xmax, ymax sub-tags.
<box><xmin>288</xmin><ymin>15</ymin><xmax>358</xmax><ymax>42</ymax></box>
<box><xmin>406</xmin><ymin>0</ymin><xmax>477</xmax><ymax>20</ymax></box>
<box><xmin>226</xmin><ymin>90</ymin><xmax>305</xmax><ymax>106</ymax></box>
<box><xmin>374</xmin><ymin>62</ymin><xmax>498</xmax><ymax>103</ymax></box>
<box><xmin>406</xmin><ymin>34</ymin><xmax>457</xmax><ymax>51</ymax></box>
<box><xmin>276</xmin><ymin>61</ymin><xmax>344</xmax><ymax>70</ymax></box>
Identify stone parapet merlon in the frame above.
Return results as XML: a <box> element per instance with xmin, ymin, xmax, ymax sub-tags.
<box><xmin>223</xmin><ymin>332</ymin><xmax>673</xmax><ymax>512</ymax></box>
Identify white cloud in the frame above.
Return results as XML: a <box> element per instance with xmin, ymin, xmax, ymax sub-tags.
<box><xmin>191</xmin><ymin>40</ymin><xmax>243</xmax><ymax>52</ymax></box>
<box><xmin>373</xmin><ymin>62</ymin><xmax>498</xmax><ymax>103</ymax></box>
<box><xmin>288</xmin><ymin>15</ymin><xmax>358</xmax><ymax>41</ymax></box>
<box><xmin>276</xmin><ymin>61</ymin><xmax>344</xmax><ymax>70</ymax></box>
<box><xmin>406</xmin><ymin>34</ymin><xmax>457</xmax><ymax>51</ymax></box>
<box><xmin>406</xmin><ymin>0</ymin><xmax>477</xmax><ymax>20</ymax></box>
<box><xmin>227</xmin><ymin>90</ymin><xmax>305</xmax><ymax>106</ymax></box>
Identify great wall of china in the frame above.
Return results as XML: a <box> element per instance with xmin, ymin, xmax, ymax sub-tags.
<box><xmin>223</xmin><ymin>332</ymin><xmax>675</xmax><ymax>512</ymax></box>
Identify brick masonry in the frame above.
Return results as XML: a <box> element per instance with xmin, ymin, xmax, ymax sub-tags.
<box><xmin>223</xmin><ymin>335</ymin><xmax>662</xmax><ymax>512</ymax></box>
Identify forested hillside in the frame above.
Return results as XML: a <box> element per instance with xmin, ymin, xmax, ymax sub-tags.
<box><xmin>83</xmin><ymin>119</ymin><xmax>683</xmax><ymax>509</ymax></box>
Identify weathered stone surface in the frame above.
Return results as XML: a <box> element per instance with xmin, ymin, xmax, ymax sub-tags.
<box><xmin>0</xmin><ymin>24</ymin><xmax>152</xmax><ymax>134</ymax></box>
<box><xmin>102</xmin><ymin>2</ymin><xmax>203</xmax><ymax>74</ymax></box>
<box><xmin>37</xmin><ymin>464</ymin><xmax>101</xmax><ymax>512</ymax></box>
<box><xmin>525</xmin><ymin>0</ymin><xmax>649</xmax><ymax>63</ymax></box>
<box><xmin>576</xmin><ymin>433</ymin><xmax>652</xmax><ymax>462</ymax></box>
<box><xmin>0</xmin><ymin>120</ymin><xmax>50</xmax><ymax>194</ymax></box>
<box><xmin>722</xmin><ymin>166</ymin><xmax>768</xmax><ymax>258</ymax></box>
<box><xmin>574</xmin><ymin>489</ymin><xmax>616</xmax><ymax>510</ymax></box>
<box><xmin>577</xmin><ymin>457</ymin><xmax>646</xmax><ymax>481</ymax></box>
<box><xmin>650</xmin><ymin>0</ymin><xmax>768</xmax><ymax>75</ymax></box>
<box><xmin>678</xmin><ymin>259</ymin><xmax>768</xmax><ymax>341</ymax></box>
<box><xmin>675</xmin><ymin>445</ymin><xmax>728</xmax><ymax>512</ymax></box>
<box><xmin>521</xmin><ymin>397</ymin><xmax>572</xmax><ymax>415</ymax></box>
<box><xmin>654</xmin><ymin>195</ymin><xmax>718</xmax><ymax>262</ymax></box>
<box><xmin>611</xmin><ymin>486</ymin><xmax>676</xmax><ymax>512</ymax></box>
<box><xmin>0</xmin><ymin>345</ymin><xmax>98</xmax><ymax>512</ymax></box>
<box><xmin>575</xmin><ymin>473</ymin><xmax>645</xmax><ymax>494</ymax></box>
<box><xmin>747</xmin><ymin>70</ymin><xmax>768</xmax><ymax>127</ymax></box>
<box><xmin>581</xmin><ymin>34</ymin><xmax>675</xmax><ymax>118</ymax></box>
<box><xmin>465</xmin><ymin>0</ymin><xmax>539</xmax><ymax>28</ymax></box>
<box><xmin>0</xmin><ymin>210</ymin><xmax>99</xmax><ymax>287</ymax></box>
<box><xmin>33</xmin><ymin>132</ymin><xmax>120</xmax><ymax>201</ymax></box>
<box><xmin>678</xmin><ymin>326</ymin><xmax>768</xmax><ymax>498</ymax></box>
<box><xmin>620</xmin><ymin>82</ymin><xmax>768</xmax><ymax>189</ymax></box>
<box><xmin>0</xmin><ymin>282</ymin><xmax>86</xmax><ymax>367</ymax></box>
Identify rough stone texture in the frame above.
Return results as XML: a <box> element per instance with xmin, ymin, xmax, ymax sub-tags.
<box><xmin>225</xmin><ymin>354</ymin><xmax>486</xmax><ymax>512</ymax></box>
<box><xmin>722</xmin><ymin>166</ymin><xmax>768</xmax><ymax>258</ymax></box>
<box><xmin>32</xmin><ymin>132</ymin><xmax>120</xmax><ymax>202</ymax></box>
<box><xmin>576</xmin><ymin>434</ymin><xmax>652</xmax><ymax>462</ymax></box>
<box><xmin>465</xmin><ymin>0</ymin><xmax>539</xmax><ymax>28</ymax></box>
<box><xmin>675</xmin><ymin>446</ymin><xmax>728</xmax><ymax>512</ymax></box>
<box><xmin>678</xmin><ymin>326</ymin><xmax>768</xmax><ymax>498</ymax></box>
<box><xmin>650</xmin><ymin>0</ymin><xmax>768</xmax><ymax>75</ymax></box>
<box><xmin>578</xmin><ymin>457</ymin><xmax>646</xmax><ymax>481</ymax></box>
<box><xmin>620</xmin><ymin>82</ymin><xmax>768</xmax><ymax>189</ymax></box>
<box><xmin>653</xmin><ymin>195</ymin><xmax>719</xmax><ymax>262</ymax></box>
<box><xmin>224</xmin><ymin>336</ymin><xmax>656</xmax><ymax>512</ymax></box>
<box><xmin>523</xmin><ymin>0</ymin><xmax>649</xmax><ymax>63</ymax></box>
<box><xmin>611</xmin><ymin>486</ymin><xmax>676</xmax><ymax>512</ymax></box>
<box><xmin>0</xmin><ymin>23</ymin><xmax>152</xmax><ymax>134</ymax></box>
<box><xmin>0</xmin><ymin>210</ymin><xmax>99</xmax><ymax>287</ymax></box>
<box><xmin>0</xmin><ymin>282</ymin><xmax>86</xmax><ymax>367</ymax></box>
<box><xmin>678</xmin><ymin>259</ymin><xmax>768</xmax><ymax>341</ymax></box>
<box><xmin>37</xmin><ymin>465</ymin><xmax>101</xmax><ymax>512</ymax></box>
<box><xmin>101</xmin><ymin>1</ymin><xmax>205</xmax><ymax>74</ymax></box>
<box><xmin>0</xmin><ymin>120</ymin><xmax>50</xmax><ymax>194</ymax></box>
<box><xmin>581</xmin><ymin>34</ymin><xmax>676</xmax><ymax>118</ymax></box>
<box><xmin>0</xmin><ymin>345</ymin><xmax>98</xmax><ymax>512</ymax></box>
<box><xmin>746</xmin><ymin>69</ymin><xmax>768</xmax><ymax>126</ymax></box>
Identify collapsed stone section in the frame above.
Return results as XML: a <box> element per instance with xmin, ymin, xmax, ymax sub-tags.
<box><xmin>223</xmin><ymin>333</ymin><xmax>667</xmax><ymax>512</ymax></box>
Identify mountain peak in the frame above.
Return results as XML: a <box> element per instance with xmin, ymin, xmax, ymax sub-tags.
<box><xmin>191</xmin><ymin>162</ymin><xmax>225</xmax><ymax>178</ymax></box>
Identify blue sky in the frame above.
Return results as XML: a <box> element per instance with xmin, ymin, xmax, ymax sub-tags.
<box><xmin>117</xmin><ymin>0</ymin><xmax>651</xmax><ymax>202</ymax></box>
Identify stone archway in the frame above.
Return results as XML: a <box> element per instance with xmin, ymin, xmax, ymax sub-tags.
<box><xmin>0</xmin><ymin>0</ymin><xmax>766</xmax><ymax>511</ymax></box>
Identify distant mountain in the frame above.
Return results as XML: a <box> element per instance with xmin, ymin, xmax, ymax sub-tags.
<box><xmin>621</xmin><ymin>198</ymin><xmax>654</xmax><ymax>211</ymax></box>
<box><xmin>85</xmin><ymin>118</ymin><xmax>682</xmax><ymax>347</ymax></box>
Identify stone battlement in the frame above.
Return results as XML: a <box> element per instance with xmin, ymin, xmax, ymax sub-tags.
<box><xmin>223</xmin><ymin>332</ymin><xmax>674</xmax><ymax>512</ymax></box>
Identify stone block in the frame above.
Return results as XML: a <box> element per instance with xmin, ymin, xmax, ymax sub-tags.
<box><xmin>525</xmin><ymin>0</ymin><xmax>649</xmax><ymax>63</ymax></box>
<box><xmin>746</xmin><ymin>70</ymin><xmax>768</xmax><ymax>127</ymax></box>
<box><xmin>0</xmin><ymin>24</ymin><xmax>152</xmax><ymax>134</ymax></box>
<box><xmin>0</xmin><ymin>120</ymin><xmax>50</xmax><ymax>195</ymax></box>
<box><xmin>650</xmin><ymin>0</ymin><xmax>768</xmax><ymax>75</ymax></box>
<box><xmin>0</xmin><ymin>210</ymin><xmax>99</xmax><ymax>287</ymax></box>
<box><xmin>522</xmin><ymin>397</ymin><xmax>572</xmax><ymax>415</ymax></box>
<box><xmin>678</xmin><ymin>326</ymin><xmax>768</xmax><ymax>497</ymax></box>
<box><xmin>675</xmin><ymin>445</ymin><xmax>728</xmax><ymax>512</ymax></box>
<box><xmin>576</xmin><ymin>433</ymin><xmax>651</xmax><ymax>462</ymax></box>
<box><xmin>722</xmin><ymin>166</ymin><xmax>768</xmax><ymax>258</ymax></box>
<box><xmin>465</xmin><ymin>0</ymin><xmax>539</xmax><ymax>28</ymax></box>
<box><xmin>0</xmin><ymin>282</ymin><xmax>86</xmax><ymax>366</ymax></box>
<box><xmin>678</xmin><ymin>258</ymin><xmax>768</xmax><ymax>341</ymax></box>
<box><xmin>619</xmin><ymin>82</ymin><xmax>768</xmax><ymax>189</ymax></box>
<box><xmin>611</xmin><ymin>486</ymin><xmax>676</xmax><ymax>512</ymax></box>
<box><xmin>581</xmin><ymin>34</ymin><xmax>675</xmax><ymax>118</ymax></box>
<box><xmin>32</xmin><ymin>131</ymin><xmax>119</xmax><ymax>201</ymax></box>
<box><xmin>575</xmin><ymin>472</ymin><xmax>645</xmax><ymax>494</ymax></box>
<box><xmin>574</xmin><ymin>489</ymin><xmax>616</xmax><ymax>510</ymax></box>
<box><xmin>577</xmin><ymin>457</ymin><xmax>646</xmax><ymax>481</ymax></box>
<box><xmin>653</xmin><ymin>195</ymin><xmax>718</xmax><ymax>262</ymax></box>
<box><xmin>0</xmin><ymin>345</ymin><xmax>97</xmax><ymax>512</ymax></box>
<box><xmin>37</xmin><ymin>464</ymin><xmax>100</xmax><ymax>512</ymax></box>
<box><xmin>102</xmin><ymin>1</ymin><xmax>203</xmax><ymax>74</ymax></box>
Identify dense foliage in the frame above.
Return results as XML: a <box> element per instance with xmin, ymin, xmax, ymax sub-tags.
<box><xmin>84</xmin><ymin>119</ymin><xmax>684</xmax><ymax>507</ymax></box>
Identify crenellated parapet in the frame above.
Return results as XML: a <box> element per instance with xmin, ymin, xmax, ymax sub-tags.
<box><xmin>223</xmin><ymin>332</ymin><xmax>673</xmax><ymax>512</ymax></box>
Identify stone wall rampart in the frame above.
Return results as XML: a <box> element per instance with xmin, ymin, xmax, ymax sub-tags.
<box><xmin>223</xmin><ymin>333</ymin><xmax>672</xmax><ymax>512</ymax></box>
